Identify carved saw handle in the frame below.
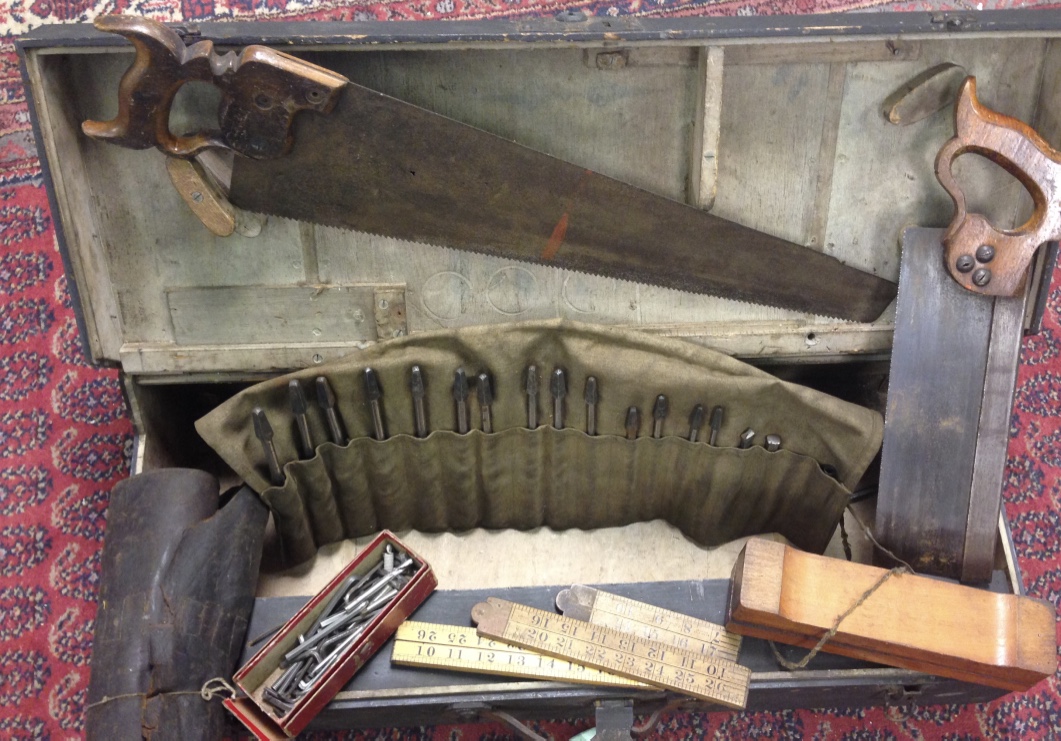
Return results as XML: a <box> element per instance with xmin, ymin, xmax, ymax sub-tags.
<box><xmin>81</xmin><ymin>15</ymin><xmax>348</xmax><ymax>159</ymax></box>
<box><xmin>935</xmin><ymin>77</ymin><xmax>1061</xmax><ymax>296</ymax></box>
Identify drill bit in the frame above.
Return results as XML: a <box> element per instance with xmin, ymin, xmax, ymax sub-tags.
<box><xmin>252</xmin><ymin>407</ymin><xmax>284</xmax><ymax>486</ymax></box>
<box><xmin>584</xmin><ymin>376</ymin><xmax>598</xmax><ymax>436</ymax></box>
<box><xmin>410</xmin><ymin>365</ymin><xmax>428</xmax><ymax>438</ymax></box>
<box><xmin>688</xmin><ymin>404</ymin><xmax>705</xmax><ymax>443</ymax></box>
<box><xmin>550</xmin><ymin>368</ymin><xmax>567</xmax><ymax>429</ymax></box>
<box><xmin>288</xmin><ymin>380</ymin><xmax>314</xmax><ymax>459</ymax></box>
<box><xmin>315</xmin><ymin>377</ymin><xmax>347</xmax><ymax>445</ymax></box>
<box><xmin>525</xmin><ymin>365</ymin><xmax>539</xmax><ymax>429</ymax></box>
<box><xmin>765</xmin><ymin>434</ymin><xmax>782</xmax><ymax>452</ymax></box>
<box><xmin>652</xmin><ymin>394</ymin><xmax>668</xmax><ymax>439</ymax></box>
<box><xmin>738</xmin><ymin>428</ymin><xmax>756</xmax><ymax>449</ymax></box>
<box><xmin>363</xmin><ymin>367</ymin><xmax>386</xmax><ymax>441</ymax></box>
<box><xmin>477</xmin><ymin>371</ymin><xmax>493</xmax><ymax>433</ymax></box>
<box><xmin>708</xmin><ymin>406</ymin><xmax>724</xmax><ymax>446</ymax></box>
<box><xmin>625</xmin><ymin>406</ymin><xmax>641</xmax><ymax>440</ymax></box>
<box><xmin>452</xmin><ymin>368</ymin><xmax>470</xmax><ymax>434</ymax></box>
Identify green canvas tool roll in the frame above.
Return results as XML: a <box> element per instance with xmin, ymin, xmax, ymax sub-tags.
<box><xmin>196</xmin><ymin>321</ymin><xmax>884</xmax><ymax>565</ymax></box>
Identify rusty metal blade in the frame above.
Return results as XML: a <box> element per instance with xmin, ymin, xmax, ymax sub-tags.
<box><xmin>229</xmin><ymin>81</ymin><xmax>896</xmax><ymax>322</ymax></box>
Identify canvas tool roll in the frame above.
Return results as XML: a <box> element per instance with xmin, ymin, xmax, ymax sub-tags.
<box><xmin>196</xmin><ymin>321</ymin><xmax>884</xmax><ymax>566</ymax></box>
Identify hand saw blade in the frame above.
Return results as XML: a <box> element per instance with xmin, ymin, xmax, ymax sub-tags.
<box><xmin>228</xmin><ymin>81</ymin><xmax>896</xmax><ymax>322</ymax></box>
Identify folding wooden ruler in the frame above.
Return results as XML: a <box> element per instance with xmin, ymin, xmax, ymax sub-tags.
<box><xmin>391</xmin><ymin>621</ymin><xmax>649</xmax><ymax>688</ymax></box>
<box><xmin>472</xmin><ymin>597</ymin><xmax>750</xmax><ymax>708</ymax></box>
<box><xmin>555</xmin><ymin>585</ymin><xmax>741</xmax><ymax>663</ymax></box>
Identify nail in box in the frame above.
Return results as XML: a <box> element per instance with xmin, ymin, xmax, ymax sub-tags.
<box><xmin>224</xmin><ymin>531</ymin><xmax>436</xmax><ymax>739</ymax></box>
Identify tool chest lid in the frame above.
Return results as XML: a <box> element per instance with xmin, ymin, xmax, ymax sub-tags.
<box><xmin>19</xmin><ymin>13</ymin><xmax>1058</xmax><ymax>373</ymax></box>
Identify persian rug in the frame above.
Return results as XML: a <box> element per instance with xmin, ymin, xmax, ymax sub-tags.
<box><xmin>1</xmin><ymin>0</ymin><xmax>1059</xmax><ymax>737</ymax></box>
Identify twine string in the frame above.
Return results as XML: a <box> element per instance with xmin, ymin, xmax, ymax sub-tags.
<box><xmin>84</xmin><ymin>677</ymin><xmax>239</xmax><ymax>712</ymax></box>
<box><xmin>770</xmin><ymin>505</ymin><xmax>915</xmax><ymax>672</ymax></box>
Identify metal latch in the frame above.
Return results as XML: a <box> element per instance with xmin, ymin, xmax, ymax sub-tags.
<box><xmin>595</xmin><ymin>699</ymin><xmax>635</xmax><ymax>740</ymax></box>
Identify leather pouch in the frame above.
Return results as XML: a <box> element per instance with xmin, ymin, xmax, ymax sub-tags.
<box><xmin>86</xmin><ymin>469</ymin><xmax>269</xmax><ymax>741</ymax></box>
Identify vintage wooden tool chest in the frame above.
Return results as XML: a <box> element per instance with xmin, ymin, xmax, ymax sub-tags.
<box><xmin>17</xmin><ymin>10</ymin><xmax>1060</xmax><ymax>730</ymax></box>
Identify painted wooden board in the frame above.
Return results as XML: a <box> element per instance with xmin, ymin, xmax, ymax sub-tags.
<box><xmin>166</xmin><ymin>285</ymin><xmax>393</xmax><ymax>345</ymax></box>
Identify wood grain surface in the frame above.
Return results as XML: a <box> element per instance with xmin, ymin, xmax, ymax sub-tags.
<box><xmin>726</xmin><ymin>538</ymin><xmax>1056</xmax><ymax>692</ymax></box>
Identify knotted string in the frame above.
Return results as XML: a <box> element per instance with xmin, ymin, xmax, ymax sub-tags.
<box><xmin>770</xmin><ymin>505</ymin><xmax>915</xmax><ymax>671</ymax></box>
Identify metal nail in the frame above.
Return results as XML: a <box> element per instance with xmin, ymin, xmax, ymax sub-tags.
<box><xmin>625</xmin><ymin>406</ymin><xmax>640</xmax><ymax>440</ymax></box>
<box><xmin>252</xmin><ymin>408</ymin><xmax>284</xmax><ymax>486</ymax></box>
<box><xmin>550</xmin><ymin>368</ymin><xmax>567</xmax><ymax>429</ymax></box>
<box><xmin>584</xmin><ymin>376</ymin><xmax>598</xmax><ymax>436</ymax></box>
<box><xmin>525</xmin><ymin>364</ymin><xmax>539</xmax><ymax>429</ymax></box>
<box><xmin>288</xmin><ymin>380</ymin><xmax>314</xmax><ymax>459</ymax></box>
<box><xmin>410</xmin><ymin>365</ymin><xmax>428</xmax><ymax>438</ymax></box>
<box><xmin>688</xmin><ymin>404</ymin><xmax>705</xmax><ymax>442</ymax></box>
<box><xmin>652</xmin><ymin>394</ymin><xmax>668</xmax><ymax>439</ymax></box>
<box><xmin>708</xmin><ymin>406</ymin><xmax>724</xmax><ymax>446</ymax></box>
<box><xmin>452</xmin><ymin>368</ymin><xmax>470</xmax><ymax>434</ymax></box>
<box><xmin>315</xmin><ymin>377</ymin><xmax>347</xmax><ymax>445</ymax></box>
<box><xmin>738</xmin><ymin>428</ymin><xmax>756</xmax><ymax>449</ymax></box>
<box><xmin>363</xmin><ymin>368</ymin><xmax>387</xmax><ymax>441</ymax></box>
<box><xmin>477</xmin><ymin>371</ymin><xmax>493</xmax><ymax>433</ymax></box>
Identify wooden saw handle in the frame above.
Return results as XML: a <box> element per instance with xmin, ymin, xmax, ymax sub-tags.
<box><xmin>81</xmin><ymin>15</ymin><xmax>347</xmax><ymax>159</ymax></box>
<box><xmin>935</xmin><ymin>77</ymin><xmax>1061</xmax><ymax>296</ymax></box>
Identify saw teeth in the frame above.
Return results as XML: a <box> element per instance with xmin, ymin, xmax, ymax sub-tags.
<box><xmin>245</xmin><ymin>211</ymin><xmax>844</xmax><ymax>321</ymax></box>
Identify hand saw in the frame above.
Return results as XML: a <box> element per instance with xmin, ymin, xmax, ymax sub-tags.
<box><xmin>876</xmin><ymin>78</ymin><xmax>1061</xmax><ymax>584</ymax></box>
<box><xmin>82</xmin><ymin>15</ymin><xmax>897</xmax><ymax>322</ymax></box>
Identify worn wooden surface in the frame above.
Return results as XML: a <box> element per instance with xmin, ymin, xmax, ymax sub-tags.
<box><xmin>165</xmin><ymin>157</ymin><xmax>237</xmax><ymax>236</ymax></box>
<box><xmin>81</xmin><ymin>16</ymin><xmax>348</xmax><ymax>159</ymax></box>
<box><xmin>937</xmin><ymin>77</ymin><xmax>1061</xmax><ymax>296</ymax></box>
<box><xmin>882</xmin><ymin>62</ymin><xmax>967</xmax><ymax>126</ymax></box>
<box><xmin>962</xmin><ymin>294</ymin><xmax>1026</xmax><ymax>582</ymax></box>
<box><xmin>166</xmin><ymin>284</ymin><xmax>389</xmax><ymax>345</ymax></box>
<box><xmin>876</xmin><ymin>228</ymin><xmax>994</xmax><ymax>579</ymax></box>
<box><xmin>31</xmin><ymin>32</ymin><xmax>1061</xmax><ymax>372</ymax></box>
<box><xmin>824</xmin><ymin>38</ymin><xmax>1044</xmax><ymax>276</ymax></box>
<box><xmin>726</xmin><ymin>538</ymin><xmax>1056</xmax><ymax>691</ymax></box>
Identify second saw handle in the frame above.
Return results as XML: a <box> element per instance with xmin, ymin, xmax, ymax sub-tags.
<box><xmin>82</xmin><ymin>15</ymin><xmax>348</xmax><ymax>160</ymax></box>
<box><xmin>934</xmin><ymin>77</ymin><xmax>1061</xmax><ymax>296</ymax></box>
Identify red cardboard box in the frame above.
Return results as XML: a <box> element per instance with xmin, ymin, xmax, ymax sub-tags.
<box><xmin>224</xmin><ymin>531</ymin><xmax>436</xmax><ymax>739</ymax></box>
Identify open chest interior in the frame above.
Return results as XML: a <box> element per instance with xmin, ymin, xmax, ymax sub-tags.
<box><xmin>19</xmin><ymin>11</ymin><xmax>1058</xmax><ymax>727</ymax></box>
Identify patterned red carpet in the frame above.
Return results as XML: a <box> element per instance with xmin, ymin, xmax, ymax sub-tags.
<box><xmin>3</xmin><ymin>0</ymin><xmax>1061</xmax><ymax>738</ymax></box>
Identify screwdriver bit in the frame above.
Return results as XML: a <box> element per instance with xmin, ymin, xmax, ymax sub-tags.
<box><xmin>688</xmin><ymin>404</ymin><xmax>705</xmax><ymax>442</ymax></box>
<box><xmin>252</xmin><ymin>407</ymin><xmax>284</xmax><ymax>486</ymax></box>
<box><xmin>708</xmin><ymin>406</ymin><xmax>724</xmax><ymax>446</ymax></box>
<box><xmin>765</xmin><ymin>434</ymin><xmax>782</xmax><ymax>452</ymax></box>
<box><xmin>315</xmin><ymin>377</ymin><xmax>347</xmax><ymax>445</ymax></box>
<box><xmin>551</xmin><ymin>368</ymin><xmax>567</xmax><ymax>429</ymax></box>
<box><xmin>584</xmin><ymin>376</ymin><xmax>598</xmax><ymax>436</ymax></box>
<box><xmin>288</xmin><ymin>380</ymin><xmax>314</xmax><ymax>459</ymax></box>
<box><xmin>452</xmin><ymin>368</ymin><xmax>470</xmax><ymax>434</ymax></box>
<box><xmin>525</xmin><ymin>365</ymin><xmax>539</xmax><ymax>429</ymax></box>
<box><xmin>652</xmin><ymin>394</ymin><xmax>668</xmax><ymax>439</ymax></box>
<box><xmin>363</xmin><ymin>367</ymin><xmax>387</xmax><ymax>441</ymax></box>
<box><xmin>625</xmin><ymin>406</ymin><xmax>641</xmax><ymax>440</ymax></box>
<box><xmin>410</xmin><ymin>365</ymin><xmax>427</xmax><ymax>438</ymax></box>
<box><xmin>477</xmin><ymin>371</ymin><xmax>494</xmax><ymax>433</ymax></box>
<box><xmin>738</xmin><ymin>428</ymin><xmax>756</xmax><ymax>449</ymax></box>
